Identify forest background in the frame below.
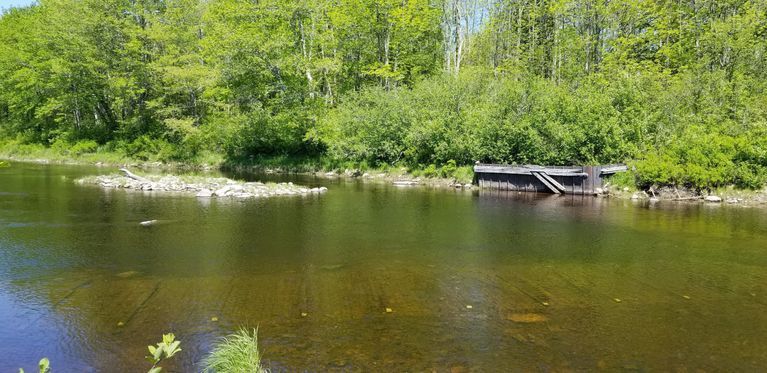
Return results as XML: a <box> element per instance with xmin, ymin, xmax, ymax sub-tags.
<box><xmin>1</xmin><ymin>0</ymin><xmax>766</xmax><ymax>189</ymax></box>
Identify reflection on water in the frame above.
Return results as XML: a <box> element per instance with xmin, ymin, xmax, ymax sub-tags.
<box><xmin>1</xmin><ymin>162</ymin><xmax>766</xmax><ymax>371</ymax></box>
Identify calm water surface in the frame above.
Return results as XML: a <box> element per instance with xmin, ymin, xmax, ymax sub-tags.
<box><xmin>1</xmin><ymin>162</ymin><xmax>766</xmax><ymax>371</ymax></box>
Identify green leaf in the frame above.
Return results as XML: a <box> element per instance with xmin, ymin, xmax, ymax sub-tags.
<box><xmin>153</xmin><ymin>345</ymin><xmax>164</xmax><ymax>360</ymax></box>
<box><xmin>162</xmin><ymin>333</ymin><xmax>175</xmax><ymax>345</ymax></box>
<box><xmin>166</xmin><ymin>341</ymin><xmax>181</xmax><ymax>358</ymax></box>
<box><xmin>38</xmin><ymin>358</ymin><xmax>50</xmax><ymax>373</ymax></box>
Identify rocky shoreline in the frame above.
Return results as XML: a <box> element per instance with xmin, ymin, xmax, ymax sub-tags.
<box><xmin>8</xmin><ymin>157</ymin><xmax>767</xmax><ymax>205</ymax></box>
<box><xmin>3</xmin><ymin>155</ymin><xmax>473</xmax><ymax>190</ymax></box>
<box><xmin>78</xmin><ymin>169</ymin><xmax>327</xmax><ymax>199</ymax></box>
<box><xmin>597</xmin><ymin>185</ymin><xmax>767</xmax><ymax>206</ymax></box>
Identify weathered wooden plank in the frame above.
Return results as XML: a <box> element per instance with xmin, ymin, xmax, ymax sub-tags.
<box><xmin>600</xmin><ymin>165</ymin><xmax>628</xmax><ymax>174</ymax></box>
<box><xmin>530</xmin><ymin>171</ymin><xmax>561</xmax><ymax>194</ymax></box>
<box><xmin>475</xmin><ymin>166</ymin><xmax>589</xmax><ymax>176</ymax></box>
<box><xmin>537</xmin><ymin>172</ymin><xmax>567</xmax><ymax>193</ymax></box>
<box><xmin>475</xmin><ymin>163</ymin><xmax>626</xmax><ymax>195</ymax></box>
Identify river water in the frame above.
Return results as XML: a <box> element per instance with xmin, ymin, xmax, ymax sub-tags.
<box><xmin>1</xmin><ymin>162</ymin><xmax>766</xmax><ymax>371</ymax></box>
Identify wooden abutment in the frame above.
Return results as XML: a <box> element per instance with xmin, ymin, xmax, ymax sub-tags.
<box><xmin>474</xmin><ymin>163</ymin><xmax>628</xmax><ymax>195</ymax></box>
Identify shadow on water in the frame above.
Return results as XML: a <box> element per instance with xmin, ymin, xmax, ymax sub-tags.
<box><xmin>1</xmin><ymin>162</ymin><xmax>766</xmax><ymax>371</ymax></box>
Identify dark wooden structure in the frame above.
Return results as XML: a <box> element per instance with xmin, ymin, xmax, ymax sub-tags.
<box><xmin>474</xmin><ymin>163</ymin><xmax>628</xmax><ymax>195</ymax></box>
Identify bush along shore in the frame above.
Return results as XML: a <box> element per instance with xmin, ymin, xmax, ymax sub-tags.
<box><xmin>6</xmin><ymin>147</ymin><xmax>767</xmax><ymax>205</ymax></box>
<box><xmin>1</xmin><ymin>142</ymin><xmax>476</xmax><ymax>189</ymax></box>
<box><xmin>592</xmin><ymin>172</ymin><xmax>767</xmax><ymax>206</ymax></box>
<box><xmin>2</xmin><ymin>1</ymin><xmax>766</xmax><ymax>200</ymax></box>
<box><xmin>77</xmin><ymin>168</ymin><xmax>327</xmax><ymax>199</ymax></box>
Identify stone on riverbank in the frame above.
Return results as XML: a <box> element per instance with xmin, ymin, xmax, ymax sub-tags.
<box><xmin>393</xmin><ymin>180</ymin><xmax>418</xmax><ymax>186</ymax></box>
<box><xmin>631</xmin><ymin>192</ymin><xmax>647</xmax><ymax>200</ymax></box>
<box><xmin>196</xmin><ymin>189</ymin><xmax>213</xmax><ymax>198</ymax></box>
<box><xmin>78</xmin><ymin>170</ymin><xmax>323</xmax><ymax>199</ymax></box>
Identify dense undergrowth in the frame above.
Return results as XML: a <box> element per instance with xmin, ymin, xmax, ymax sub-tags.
<box><xmin>1</xmin><ymin>0</ymin><xmax>766</xmax><ymax>191</ymax></box>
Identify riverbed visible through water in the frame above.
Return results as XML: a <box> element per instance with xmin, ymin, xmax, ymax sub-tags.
<box><xmin>1</xmin><ymin>162</ymin><xmax>766</xmax><ymax>371</ymax></box>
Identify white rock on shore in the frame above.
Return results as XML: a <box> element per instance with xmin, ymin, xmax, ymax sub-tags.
<box><xmin>392</xmin><ymin>180</ymin><xmax>418</xmax><ymax>186</ymax></box>
<box><xmin>78</xmin><ymin>171</ymin><xmax>325</xmax><ymax>199</ymax></box>
<box><xmin>196</xmin><ymin>189</ymin><xmax>213</xmax><ymax>198</ymax></box>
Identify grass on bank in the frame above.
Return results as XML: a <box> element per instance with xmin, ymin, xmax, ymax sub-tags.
<box><xmin>203</xmin><ymin>328</ymin><xmax>266</xmax><ymax>373</ymax></box>
<box><xmin>0</xmin><ymin>138</ymin><xmax>475</xmax><ymax>184</ymax></box>
<box><xmin>0</xmin><ymin>138</ymin><xmax>225</xmax><ymax>167</ymax></box>
<box><xmin>224</xmin><ymin>154</ymin><xmax>475</xmax><ymax>183</ymax></box>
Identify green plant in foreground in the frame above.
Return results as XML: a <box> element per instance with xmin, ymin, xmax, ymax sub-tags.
<box><xmin>0</xmin><ymin>161</ymin><xmax>9</xmax><ymax>168</ymax></box>
<box><xmin>146</xmin><ymin>333</ymin><xmax>182</xmax><ymax>373</ymax></box>
<box><xmin>203</xmin><ymin>328</ymin><xmax>266</xmax><ymax>373</ymax></box>
<box><xmin>19</xmin><ymin>358</ymin><xmax>49</xmax><ymax>373</ymax></box>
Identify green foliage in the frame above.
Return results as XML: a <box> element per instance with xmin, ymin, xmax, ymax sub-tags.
<box><xmin>118</xmin><ymin>136</ymin><xmax>175</xmax><ymax>162</ymax></box>
<box><xmin>318</xmin><ymin>71</ymin><xmax>637</xmax><ymax>168</ymax></box>
<box><xmin>605</xmin><ymin>171</ymin><xmax>636</xmax><ymax>190</ymax></box>
<box><xmin>1</xmin><ymin>0</ymin><xmax>767</xmax><ymax>189</ymax></box>
<box><xmin>440</xmin><ymin>160</ymin><xmax>457</xmax><ymax>178</ymax></box>
<box><xmin>422</xmin><ymin>164</ymin><xmax>439</xmax><ymax>178</ymax></box>
<box><xmin>453</xmin><ymin>166</ymin><xmax>474</xmax><ymax>184</ymax></box>
<box><xmin>634</xmin><ymin>125</ymin><xmax>767</xmax><ymax>190</ymax></box>
<box><xmin>18</xmin><ymin>358</ymin><xmax>49</xmax><ymax>373</ymax></box>
<box><xmin>69</xmin><ymin>140</ymin><xmax>99</xmax><ymax>156</ymax></box>
<box><xmin>146</xmin><ymin>333</ymin><xmax>182</xmax><ymax>373</ymax></box>
<box><xmin>51</xmin><ymin>139</ymin><xmax>99</xmax><ymax>156</ymax></box>
<box><xmin>203</xmin><ymin>328</ymin><xmax>266</xmax><ymax>373</ymax></box>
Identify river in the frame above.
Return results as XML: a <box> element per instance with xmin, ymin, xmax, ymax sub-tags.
<box><xmin>1</xmin><ymin>162</ymin><xmax>766</xmax><ymax>371</ymax></box>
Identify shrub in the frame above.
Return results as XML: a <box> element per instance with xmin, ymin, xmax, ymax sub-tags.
<box><xmin>118</xmin><ymin>136</ymin><xmax>176</xmax><ymax>162</ymax></box>
<box><xmin>453</xmin><ymin>166</ymin><xmax>474</xmax><ymax>184</ymax></box>
<box><xmin>440</xmin><ymin>159</ymin><xmax>457</xmax><ymax>178</ymax></box>
<box><xmin>605</xmin><ymin>170</ymin><xmax>636</xmax><ymax>190</ymax></box>
<box><xmin>422</xmin><ymin>164</ymin><xmax>438</xmax><ymax>178</ymax></box>
<box><xmin>70</xmin><ymin>140</ymin><xmax>99</xmax><ymax>155</ymax></box>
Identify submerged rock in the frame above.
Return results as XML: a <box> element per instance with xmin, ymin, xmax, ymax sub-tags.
<box><xmin>595</xmin><ymin>187</ymin><xmax>604</xmax><ymax>195</ymax></box>
<box><xmin>139</xmin><ymin>220</ymin><xmax>159</xmax><ymax>227</ymax></box>
<box><xmin>507</xmin><ymin>313</ymin><xmax>548</xmax><ymax>323</ymax></box>
<box><xmin>116</xmin><ymin>270</ymin><xmax>139</xmax><ymax>278</ymax></box>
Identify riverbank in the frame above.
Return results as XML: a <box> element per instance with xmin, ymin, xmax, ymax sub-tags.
<box><xmin>603</xmin><ymin>185</ymin><xmax>767</xmax><ymax>207</ymax></box>
<box><xmin>0</xmin><ymin>142</ymin><xmax>474</xmax><ymax>189</ymax></box>
<box><xmin>3</xmin><ymin>142</ymin><xmax>766</xmax><ymax>205</ymax></box>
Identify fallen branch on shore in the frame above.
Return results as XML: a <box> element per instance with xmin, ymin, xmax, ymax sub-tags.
<box><xmin>119</xmin><ymin>167</ymin><xmax>150</xmax><ymax>183</ymax></box>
